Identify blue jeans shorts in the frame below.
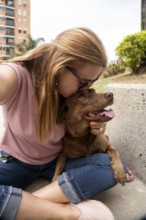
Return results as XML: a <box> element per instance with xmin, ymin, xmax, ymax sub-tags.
<box><xmin>0</xmin><ymin>185</ymin><xmax>22</xmax><ymax>220</ymax></box>
<box><xmin>0</xmin><ymin>150</ymin><xmax>127</xmax><ymax>205</ymax></box>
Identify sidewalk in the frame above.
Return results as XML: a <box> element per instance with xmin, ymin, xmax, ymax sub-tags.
<box><xmin>27</xmin><ymin>178</ymin><xmax>146</xmax><ymax>220</ymax></box>
<box><xmin>96</xmin><ymin>178</ymin><xmax>146</xmax><ymax>220</ymax></box>
<box><xmin>0</xmin><ymin>106</ymin><xmax>146</xmax><ymax>220</ymax></box>
<box><xmin>26</xmin><ymin>177</ymin><xmax>146</xmax><ymax>220</ymax></box>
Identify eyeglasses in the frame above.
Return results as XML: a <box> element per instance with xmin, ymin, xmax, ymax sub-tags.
<box><xmin>66</xmin><ymin>66</ymin><xmax>99</xmax><ymax>89</ymax></box>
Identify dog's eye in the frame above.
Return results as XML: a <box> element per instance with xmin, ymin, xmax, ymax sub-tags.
<box><xmin>78</xmin><ymin>95</ymin><xmax>86</xmax><ymax>100</ymax></box>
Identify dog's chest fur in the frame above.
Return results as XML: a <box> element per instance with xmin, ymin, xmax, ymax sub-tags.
<box><xmin>63</xmin><ymin>132</ymin><xmax>108</xmax><ymax>158</ymax></box>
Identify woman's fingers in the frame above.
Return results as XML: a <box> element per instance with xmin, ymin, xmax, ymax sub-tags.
<box><xmin>89</xmin><ymin>122</ymin><xmax>106</xmax><ymax>135</ymax></box>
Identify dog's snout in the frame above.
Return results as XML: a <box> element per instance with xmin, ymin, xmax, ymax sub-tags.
<box><xmin>104</xmin><ymin>92</ymin><xmax>113</xmax><ymax>99</ymax></box>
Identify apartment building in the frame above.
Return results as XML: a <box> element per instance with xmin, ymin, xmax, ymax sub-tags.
<box><xmin>0</xmin><ymin>0</ymin><xmax>30</xmax><ymax>59</ymax></box>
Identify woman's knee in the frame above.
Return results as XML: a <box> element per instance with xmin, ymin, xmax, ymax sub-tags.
<box><xmin>89</xmin><ymin>153</ymin><xmax>128</xmax><ymax>172</ymax></box>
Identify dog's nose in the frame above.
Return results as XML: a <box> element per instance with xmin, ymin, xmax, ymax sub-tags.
<box><xmin>104</xmin><ymin>92</ymin><xmax>113</xmax><ymax>99</ymax></box>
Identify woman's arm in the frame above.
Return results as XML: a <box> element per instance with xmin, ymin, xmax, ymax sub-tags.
<box><xmin>0</xmin><ymin>64</ymin><xmax>18</xmax><ymax>104</ymax></box>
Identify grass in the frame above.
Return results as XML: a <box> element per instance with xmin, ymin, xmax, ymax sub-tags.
<box><xmin>93</xmin><ymin>72</ymin><xmax>129</xmax><ymax>92</ymax></box>
<box><xmin>93</xmin><ymin>71</ymin><xmax>146</xmax><ymax>92</ymax></box>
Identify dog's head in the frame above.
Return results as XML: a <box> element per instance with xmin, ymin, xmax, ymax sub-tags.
<box><xmin>59</xmin><ymin>89</ymin><xmax>115</xmax><ymax>137</ymax></box>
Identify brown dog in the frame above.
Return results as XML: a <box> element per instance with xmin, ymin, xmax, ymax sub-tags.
<box><xmin>52</xmin><ymin>89</ymin><xmax>126</xmax><ymax>184</ymax></box>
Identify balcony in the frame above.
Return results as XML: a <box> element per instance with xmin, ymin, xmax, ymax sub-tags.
<box><xmin>6</xmin><ymin>37</ymin><xmax>14</xmax><ymax>45</ymax></box>
<box><xmin>5</xmin><ymin>0</ymin><xmax>14</xmax><ymax>8</ymax></box>
<box><xmin>6</xmin><ymin>8</ymin><xmax>14</xmax><ymax>17</ymax></box>
<box><xmin>6</xmin><ymin>18</ymin><xmax>14</xmax><ymax>26</ymax></box>
<box><xmin>6</xmin><ymin>27</ymin><xmax>14</xmax><ymax>35</ymax></box>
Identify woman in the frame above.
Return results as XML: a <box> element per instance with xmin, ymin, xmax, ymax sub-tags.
<box><xmin>0</xmin><ymin>27</ymin><xmax>134</xmax><ymax>219</ymax></box>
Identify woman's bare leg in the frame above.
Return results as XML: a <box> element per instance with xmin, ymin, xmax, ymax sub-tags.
<box><xmin>32</xmin><ymin>180</ymin><xmax>70</xmax><ymax>203</ymax></box>
<box><xmin>17</xmin><ymin>180</ymin><xmax>115</xmax><ymax>220</ymax></box>
<box><xmin>15</xmin><ymin>191</ymin><xmax>81</xmax><ymax>220</ymax></box>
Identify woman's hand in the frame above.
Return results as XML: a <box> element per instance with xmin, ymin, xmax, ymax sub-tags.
<box><xmin>89</xmin><ymin>122</ymin><xmax>106</xmax><ymax>135</ymax></box>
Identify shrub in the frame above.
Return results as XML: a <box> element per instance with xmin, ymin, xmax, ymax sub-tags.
<box><xmin>106</xmin><ymin>60</ymin><xmax>125</xmax><ymax>77</ymax></box>
<box><xmin>116</xmin><ymin>31</ymin><xmax>146</xmax><ymax>73</ymax></box>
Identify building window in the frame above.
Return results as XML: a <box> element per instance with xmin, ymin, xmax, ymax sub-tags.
<box><xmin>23</xmin><ymin>29</ymin><xmax>27</xmax><ymax>34</ymax></box>
<box><xmin>6</xmin><ymin>18</ymin><xmax>14</xmax><ymax>26</ymax></box>
<box><xmin>6</xmin><ymin>8</ymin><xmax>14</xmax><ymax>17</ymax></box>
<box><xmin>0</xmin><ymin>6</ymin><xmax>5</xmax><ymax>11</ymax></box>
<box><xmin>18</xmin><ymin>0</ymin><xmax>22</xmax><ymax>6</ymax></box>
<box><xmin>0</xmin><ymin>36</ymin><xmax>5</xmax><ymax>40</ymax></box>
<box><xmin>0</xmin><ymin>47</ymin><xmax>5</xmax><ymax>51</ymax></box>
<box><xmin>23</xmin><ymin>19</ymin><xmax>27</xmax><ymax>25</ymax></box>
<box><xmin>23</xmin><ymin>2</ymin><xmax>27</xmax><ymax>7</ymax></box>
<box><xmin>18</xmin><ymin>19</ymin><xmax>22</xmax><ymax>25</ymax></box>
<box><xmin>0</xmin><ymin>26</ymin><xmax>5</xmax><ymax>30</ymax></box>
<box><xmin>6</xmin><ymin>37</ymin><xmax>14</xmax><ymax>45</ymax></box>
<box><xmin>23</xmin><ymin>10</ymin><xmax>27</xmax><ymax>16</ymax></box>
<box><xmin>18</xmin><ymin>38</ymin><xmax>23</xmax><ymax>43</ymax></box>
<box><xmin>18</xmin><ymin>9</ymin><xmax>22</xmax><ymax>15</ymax></box>
<box><xmin>6</xmin><ymin>47</ymin><xmax>14</xmax><ymax>55</ymax></box>
<box><xmin>18</xmin><ymin>29</ymin><xmax>22</xmax><ymax>33</ymax></box>
<box><xmin>6</xmin><ymin>0</ymin><xmax>14</xmax><ymax>7</ymax></box>
<box><xmin>0</xmin><ymin>17</ymin><xmax>6</xmax><ymax>21</ymax></box>
<box><xmin>6</xmin><ymin>28</ymin><xmax>14</xmax><ymax>35</ymax></box>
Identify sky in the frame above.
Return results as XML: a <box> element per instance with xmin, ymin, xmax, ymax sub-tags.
<box><xmin>30</xmin><ymin>0</ymin><xmax>141</xmax><ymax>63</ymax></box>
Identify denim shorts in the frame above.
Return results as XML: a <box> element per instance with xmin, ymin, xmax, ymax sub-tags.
<box><xmin>0</xmin><ymin>185</ymin><xmax>22</xmax><ymax>220</ymax></box>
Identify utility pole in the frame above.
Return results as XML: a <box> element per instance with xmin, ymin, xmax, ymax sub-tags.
<box><xmin>141</xmin><ymin>0</ymin><xmax>146</xmax><ymax>30</ymax></box>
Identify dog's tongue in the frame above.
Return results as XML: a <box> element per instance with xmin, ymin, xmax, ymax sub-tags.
<box><xmin>100</xmin><ymin>109</ymin><xmax>115</xmax><ymax>119</ymax></box>
<box><xmin>85</xmin><ymin>109</ymin><xmax>115</xmax><ymax>121</ymax></box>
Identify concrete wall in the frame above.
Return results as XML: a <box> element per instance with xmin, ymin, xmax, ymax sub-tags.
<box><xmin>105</xmin><ymin>83</ymin><xmax>146</xmax><ymax>183</ymax></box>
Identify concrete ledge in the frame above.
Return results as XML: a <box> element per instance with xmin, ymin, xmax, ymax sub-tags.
<box><xmin>105</xmin><ymin>83</ymin><xmax>146</xmax><ymax>183</ymax></box>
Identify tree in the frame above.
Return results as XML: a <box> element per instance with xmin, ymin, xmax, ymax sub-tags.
<box><xmin>15</xmin><ymin>34</ymin><xmax>45</xmax><ymax>54</ymax></box>
<box><xmin>116</xmin><ymin>31</ymin><xmax>146</xmax><ymax>73</ymax></box>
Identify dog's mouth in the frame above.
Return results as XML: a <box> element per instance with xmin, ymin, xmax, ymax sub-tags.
<box><xmin>84</xmin><ymin>108</ymin><xmax>115</xmax><ymax>122</ymax></box>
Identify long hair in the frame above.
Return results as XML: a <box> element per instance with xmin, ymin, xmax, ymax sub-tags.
<box><xmin>7</xmin><ymin>27</ymin><xmax>107</xmax><ymax>141</ymax></box>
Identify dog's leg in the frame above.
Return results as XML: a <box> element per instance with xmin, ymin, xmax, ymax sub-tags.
<box><xmin>107</xmin><ymin>145</ymin><xmax>127</xmax><ymax>185</ymax></box>
<box><xmin>52</xmin><ymin>153</ymin><xmax>66</xmax><ymax>182</ymax></box>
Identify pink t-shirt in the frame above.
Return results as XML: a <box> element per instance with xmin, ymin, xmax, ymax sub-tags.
<box><xmin>0</xmin><ymin>62</ymin><xmax>65</xmax><ymax>165</ymax></box>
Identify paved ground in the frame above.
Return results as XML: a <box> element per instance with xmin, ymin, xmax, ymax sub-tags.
<box><xmin>0</xmin><ymin>107</ymin><xmax>146</xmax><ymax>220</ymax></box>
<box><xmin>96</xmin><ymin>178</ymin><xmax>146</xmax><ymax>220</ymax></box>
<box><xmin>26</xmin><ymin>177</ymin><xmax>146</xmax><ymax>220</ymax></box>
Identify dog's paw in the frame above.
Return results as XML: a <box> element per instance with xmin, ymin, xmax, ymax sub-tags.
<box><xmin>112</xmin><ymin>165</ymin><xmax>127</xmax><ymax>185</ymax></box>
<box><xmin>117</xmin><ymin>171</ymin><xmax>127</xmax><ymax>185</ymax></box>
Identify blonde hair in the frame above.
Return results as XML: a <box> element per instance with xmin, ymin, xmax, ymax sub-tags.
<box><xmin>8</xmin><ymin>27</ymin><xmax>107</xmax><ymax>141</ymax></box>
